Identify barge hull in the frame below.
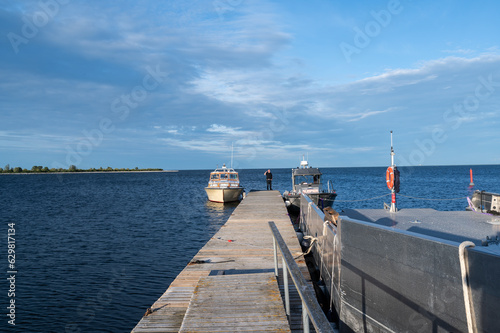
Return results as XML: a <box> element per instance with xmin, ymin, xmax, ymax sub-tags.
<box><xmin>299</xmin><ymin>194</ymin><xmax>500</xmax><ymax>333</ymax></box>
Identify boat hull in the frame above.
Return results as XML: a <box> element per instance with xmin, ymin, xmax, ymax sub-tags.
<box><xmin>205</xmin><ymin>187</ymin><xmax>243</xmax><ymax>203</ymax></box>
<box><xmin>284</xmin><ymin>192</ymin><xmax>336</xmax><ymax>214</ymax></box>
<box><xmin>299</xmin><ymin>194</ymin><xmax>500</xmax><ymax>333</ymax></box>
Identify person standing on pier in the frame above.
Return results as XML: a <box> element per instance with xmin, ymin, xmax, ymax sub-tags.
<box><xmin>264</xmin><ymin>169</ymin><xmax>273</xmax><ymax>190</ymax></box>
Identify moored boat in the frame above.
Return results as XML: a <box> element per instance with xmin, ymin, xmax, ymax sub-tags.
<box><xmin>204</xmin><ymin>164</ymin><xmax>243</xmax><ymax>203</ymax></box>
<box><xmin>467</xmin><ymin>190</ymin><xmax>500</xmax><ymax>215</ymax></box>
<box><xmin>283</xmin><ymin>158</ymin><xmax>336</xmax><ymax>213</ymax></box>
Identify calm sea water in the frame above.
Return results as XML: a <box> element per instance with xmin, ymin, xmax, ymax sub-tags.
<box><xmin>1</xmin><ymin>165</ymin><xmax>499</xmax><ymax>332</ymax></box>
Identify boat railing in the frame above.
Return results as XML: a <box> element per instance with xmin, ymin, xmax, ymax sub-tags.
<box><xmin>268</xmin><ymin>221</ymin><xmax>334</xmax><ymax>333</ymax></box>
<box><xmin>327</xmin><ymin>179</ymin><xmax>334</xmax><ymax>193</ymax></box>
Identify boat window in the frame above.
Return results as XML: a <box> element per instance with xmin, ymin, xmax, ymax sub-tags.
<box><xmin>294</xmin><ymin>175</ymin><xmax>320</xmax><ymax>184</ymax></box>
<box><xmin>211</xmin><ymin>174</ymin><xmax>220</xmax><ymax>180</ymax></box>
<box><xmin>229</xmin><ymin>174</ymin><xmax>238</xmax><ymax>180</ymax></box>
<box><xmin>220</xmin><ymin>173</ymin><xmax>228</xmax><ymax>179</ymax></box>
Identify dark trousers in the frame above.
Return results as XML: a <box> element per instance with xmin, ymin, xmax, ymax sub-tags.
<box><xmin>266</xmin><ymin>179</ymin><xmax>272</xmax><ymax>190</ymax></box>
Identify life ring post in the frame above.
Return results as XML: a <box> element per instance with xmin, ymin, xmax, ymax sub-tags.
<box><xmin>388</xmin><ymin>131</ymin><xmax>397</xmax><ymax>212</ymax></box>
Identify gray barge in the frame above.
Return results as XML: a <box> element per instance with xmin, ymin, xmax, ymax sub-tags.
<box><xmin>299</xmin><ymin>193</ymin><xmax>500</xmax><ymax>333</ymax></box>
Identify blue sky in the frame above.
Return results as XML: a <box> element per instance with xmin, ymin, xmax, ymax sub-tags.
<box><xmin>1</xmin><ymin>0</ymin><xmax>499</xmax><ymax>170</ymax></box>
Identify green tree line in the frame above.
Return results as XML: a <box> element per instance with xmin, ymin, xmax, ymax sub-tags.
<box><xmin>1</xmin><ymin>164</ymin><xmax>163</xmax><ymax>173</ymax></box>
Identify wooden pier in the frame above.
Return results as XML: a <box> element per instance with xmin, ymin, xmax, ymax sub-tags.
<box><xmin>132</xmin><ymin>190</ymin><xmax>313</xmax><ymax>332</ymax></box>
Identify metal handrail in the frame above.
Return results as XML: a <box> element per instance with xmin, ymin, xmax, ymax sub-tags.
<box><xmin>268</xmin><ymin>221</ymin><xmax>334</xmax><ymax>333</ymax></box>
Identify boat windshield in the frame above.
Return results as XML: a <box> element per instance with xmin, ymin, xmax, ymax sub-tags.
<box><xmin>294</xmin><ymin>174</ymin><xmax>320</xmax><ymax>184</ymax></box>
<box><xmin>209</xmin><ymin>170</ymin><xmax>239</xmax><ymax>182</ymax></box>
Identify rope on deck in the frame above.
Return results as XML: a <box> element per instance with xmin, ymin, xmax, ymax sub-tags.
<box><xmin>335</xmin><ymin>193</ymin><xmax>468</xmax><ymax>202</ymax></box>
<box><xmin>398</xmin><ymin>194</ymin><xmax>468</xmax><ymax>201</ymax></box>
<box><xmin>335</xmin><ymin>193</ymin><xmax>391</xmax><ymax>202</ymax></box>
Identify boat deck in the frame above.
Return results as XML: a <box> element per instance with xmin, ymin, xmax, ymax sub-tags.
<box><xmin>342</xmin><ymin>208</ymin><xmax>500</xmax><ymax>254</ymax></box>
<box><xmin>132</xmin><ymin>190</ymin><xmax>313</xmax><ymax>332</ymax></box>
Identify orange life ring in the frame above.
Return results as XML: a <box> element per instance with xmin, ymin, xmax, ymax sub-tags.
<box><xmin>386</xmin><ymin>166</ymin><xmax>394</xmax><ymax>190</ymax></box>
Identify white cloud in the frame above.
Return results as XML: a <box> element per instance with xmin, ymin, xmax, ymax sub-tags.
<box><xmin>442</xmin><ymin>48</ymin><xmax>475</xmax><ymax>55</ymax></box>
<box><xmin>161</xmin><ymin>138</ymin><xmax>228</xmax><ymax>153</ymax></box>
<box><xmin>339</xmin><ymin>108</ymin><xmax>397</xmax><ymax>122</ymax></box>
<box><xmin>206</xmin><ymin>124</ymin><xmax>254</xmax><ymax>137</ymax></box>
<box><xmin>0</xmin><ymin>131</ymin><xmax>71</xmax><ymax>151</ymax></box>
<box><xmin>191</xmin><ymin>69</ymin><xmax>279</xmax><ymax>104</ymax></box>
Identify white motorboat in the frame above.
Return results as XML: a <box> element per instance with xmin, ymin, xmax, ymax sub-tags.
<box><xmin>204</xmin><ymin>164</ymin><xmax>244</xmax><ymax>203</ymax></box>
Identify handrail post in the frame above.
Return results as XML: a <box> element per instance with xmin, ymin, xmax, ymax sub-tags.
<box><xmin>303</xmin><ymin>300</ymin><xmax>310</xmax><ymax>333</ymax></box>
<box><xmin>268</xmin><ymin>221</ymin><xmax>333</xmax><ymax>333</ymax></box>
<box><xmin>273</xmin><ymin>236</ymin><xmax>278</xmax><ymax>277</ymax></box>
<box><xmin>283</xmin><ymin>256</ymin><xmax>290</xmax><ymax>316</ymax></box>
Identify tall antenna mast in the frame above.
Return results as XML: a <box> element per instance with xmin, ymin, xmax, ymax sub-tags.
<box><xmin>390</xmin><ymin>130</ymin><xmax>395</xmax><ymax>167</ymax></box>
<box><xmin>231</xmin><ymin>142</ymin><xmax>234</xmax><ymax>169</ymax></box>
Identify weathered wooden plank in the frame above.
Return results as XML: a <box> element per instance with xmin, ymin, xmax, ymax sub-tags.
<box><xmin>179</xmin><ymin>273</ymin><xmax>290</xmax><ymax>332</ymax></box>
<box><xmin>132</xmin><ymin>191</ymin><xmax>313</xmax><ymax>333</ymax></box>
<box><xmin>132</xmin><ymin>306</ymin><xmax>187</xmax><ymax>333</ymax></box>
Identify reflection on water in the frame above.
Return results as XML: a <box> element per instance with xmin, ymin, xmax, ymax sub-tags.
<box><xmin>204</xmin><ymin>200</ymin><xmax>240</xmax><ymax>235</ymax></box>
<box><xmin>205</xmin><ymin>200</ymin><xmax>240</xmax><ymax>212</ymax></box>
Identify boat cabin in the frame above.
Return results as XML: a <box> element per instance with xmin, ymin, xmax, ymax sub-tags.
<box><xmin>292</xmin><ymin>167</ymin><xmax>322</xmax><ymax>194</ymax></box>
<box><xmin>468</xmin><ymin>190</ymin><xmax>500</xmax><ymax>215</ymax></box>
<box><xmin>207</xmin><ymin>165</ymin><xmax>240</xmax><ymax>189</ymax></box>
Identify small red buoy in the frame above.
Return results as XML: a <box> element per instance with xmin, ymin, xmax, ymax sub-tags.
<box><xmin>469</xmin><ymin>168</ymin><xmax>474</xmax><ymax>187</ymax></box>
<box><xmin>228</xmin><ymin>240</ymin><xmax>233</xmax><ymax>242</ymax></box>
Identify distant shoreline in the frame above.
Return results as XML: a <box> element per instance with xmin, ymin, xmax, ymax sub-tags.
<box><xmin>0</xmin><ymin>170</ymin><xmax>179</xmax><ymax>175</ymax></box>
